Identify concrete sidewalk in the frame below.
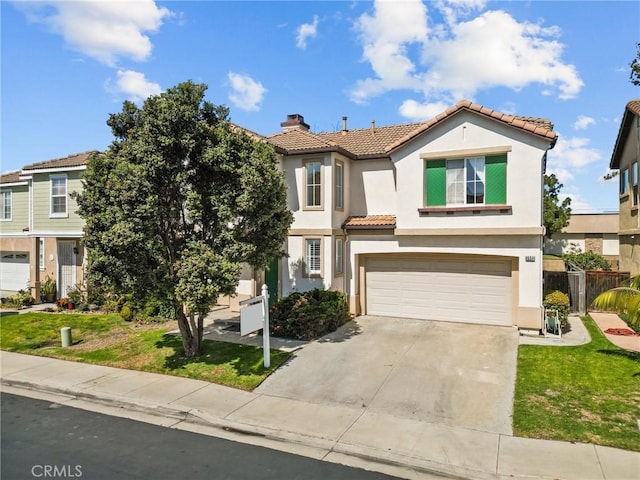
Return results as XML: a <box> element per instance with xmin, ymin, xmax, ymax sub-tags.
<box><xmin>1</xmin><ymin>351</ymin><xmax>637</xmax><ymax>480</ymax></box>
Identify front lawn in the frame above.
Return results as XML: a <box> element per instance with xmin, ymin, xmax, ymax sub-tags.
<box><xmin>0</xmin><ymin>313</ymin><xmax>289</xmax><ymax>391</ymax></box>
<box><xmin>514</xmin><ymin>316</ymin><xmax>640</xmax><ymax>451</ymax></box>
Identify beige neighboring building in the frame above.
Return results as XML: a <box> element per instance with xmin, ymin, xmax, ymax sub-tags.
<box><xmin>0</xmin><ymin>151</ymin><xmax>96</xmax><ymax>299</ymax></box>
<box><xmin>544</xmin><ymin>212</ymin><xmax>620</xmax><ymax>269</ymax></box>
<box><xmin>609</xmin><ymin>99</ymin><xmax>640</xmax><ymax>275</ymax></box>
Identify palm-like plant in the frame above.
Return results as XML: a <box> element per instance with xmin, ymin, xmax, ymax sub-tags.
<box><xmin>591</xmin><ymin>275</ymin><xmax>640</xmax><ymax>326</ymax></box>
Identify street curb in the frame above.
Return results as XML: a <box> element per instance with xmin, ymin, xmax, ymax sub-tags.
<box><xmin>2</xmin><ymin>379</ymin><xmax>475</xmax><ymax>480</ymax></box>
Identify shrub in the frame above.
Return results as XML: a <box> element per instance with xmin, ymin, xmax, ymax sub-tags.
<box><xmin>2</xmin><ymin>289</ymin><xmax>35</xmax><ymax>308</ymax></box>
<box><xmin>543</xmin><ymin>290</ymin><xmax>570</xmax><ymax>329</ymax></box>
<box><xmin>120</xmin><ymin>304</ymin><xmax>133</xmax><ymax>322</ymax></box>
<box><xmin>562</xmin><ymin>251</ymin><xmax>611</xmax><ymax>271</ymax></box>
<box><xmin>269</xmin><ymin>289</ymin><xmax>350</xmax><ymax>340</ymax></box>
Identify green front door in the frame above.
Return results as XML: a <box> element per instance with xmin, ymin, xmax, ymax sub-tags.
<box><xmin>265</xmin><ymin>258</ymin><xmax>279</xmax><ymax>308</ymax></box>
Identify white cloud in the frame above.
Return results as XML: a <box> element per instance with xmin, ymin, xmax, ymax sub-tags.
<box><xmin>559</xmin><ymin>190</ymin><xmax>593</xmax><ymax>212</ymax></box>
<box><xmin>107</xmin><ymin>70</ymin><xmax>162</xmax><ymax>103</ymax></box>
<box><xmin>227</xmin><ymin>72</ymin><xmax>267</xmax><ymax>112</ymax></box>
<box><xmin>296</xmin><ymin>15</ymin><xmax>319</xmax><ymax>49</ymax></box>
<box><xmin>350</xmin><ymin>0</ymin><xmax>428</xmax><ymax>104</ymax></box>
<box><xmin>434</xmin><ymin>0</ymin><xmax>486</xmax><ymax>26</ymax></box>
<box><xmin>398</xmin><ymin>99</ymin><xmax>450</xmax><ymax>121</ymax></box>
<box><xmin>15</xmin><ymin>0</ymin><xmax>172</xmax><ymax>66</ymax></box>
<box><xmin>573</xmin><ymin>115</ymin><xmax>595</xmax><ymax>130</ymax></box>
<box><xmin>350</xmin><ymin>1</ymin><xmax>584</xmax><ymax>111</ymax></box>
<box><xmin>545</xmin><ymin>135</ymin><xmax>601</xmax><ymax>183</ymax></box>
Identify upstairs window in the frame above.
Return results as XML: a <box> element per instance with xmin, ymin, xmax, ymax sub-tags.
<box><xmin>620</xmin><ymin>169</ymin><xmax>629</xmax><ymax>195</ymax></box>
<box><xmin>632</xmin><ymin>162</ymin><xmax>638</xmax><ymax>206</ymax></box>
<box><xmin>50</xmin><ymin>174</ymin><xmax>68</xmax><ymax>217</ymax></box>
<box><xmin>426</xmin><ymin>154</ymin><xmax>507</xmax><ymax>207</ymax></box>
<box><xmin>334</xmin><ymin>161</ymin><xmax>344</xmax><ymax>210</ymax></box>
<box><xmin>0</xmin><ymin>190</ymin><xmax>11</xmax><ymax>221</ymax></box>
<box><xmin>304</xmin><ymin>161</ymin><xmax>322</xmax><ymax>209</ymax></box>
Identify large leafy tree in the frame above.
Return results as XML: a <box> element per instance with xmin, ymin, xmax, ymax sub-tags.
<box><xmin>77</xmin><ymin>81</ymin><xmax>293</xmax><ymax>357</ymax></box>
<box><xmin>543</xmin><ymin>173</ymin><xmax>572</xmax><ymax>239</ymax></box>
<box><xmin>630</xmin><ymin>42</ymin><xmax>640</xmax><ymax>86</ymax></box>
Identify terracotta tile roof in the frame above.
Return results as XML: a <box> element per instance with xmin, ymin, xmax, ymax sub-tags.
<box><xmin>268</xmin><ymin>128</ymin><xmax>346</xmax><ymax>154</ymax></box>
<box><xmin>383</xmin><ymin>100</ymin><xmax>557</xmax><ymax>153</ymax></box>
<box><xmin>0</xmin><ymin>171</ymin><xmax>24</xmax><ymax>184</ymax></box>
<box><xmin>318</xmin><ymin>122</ymin><xmax>429</xmax><ymax>157</ymax></box>
<box><xmin>610</xmin><ymin>99</ymin><xmax>640</xmax><ymax>169</ymax></box>
<box><xmin>343</xmin><ymin>215</ymin><xmax>396</xmax><ymax>229</ymax></box>
<box><xmin>268</xmin><ymin>100</ymin><xmax>556</xmax><ymax>158</ymax></box>
<box><xmin>22</xmin><ymin>150</ymin><xmax>100</xmax><ymax>172</ymax></box>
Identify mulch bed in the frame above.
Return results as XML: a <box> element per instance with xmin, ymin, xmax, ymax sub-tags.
<box><xmin>604</xmin><ymin>328</ymin><xmax>638</xmax><ymax>336</ymax></box>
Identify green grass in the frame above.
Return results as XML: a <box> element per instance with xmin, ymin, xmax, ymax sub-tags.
<box><xmin>543</xmin><ymin>254</ymin><xmax>563</xmax><ymax>260</ymax></box>
<box><xmin>514</xmin><ymin>316</ymin><xmax>640</xmax><ymax>451</ymax></box>
<box><xmin>0</xmin><ymin>312</ymin><xmax>290</xmax><ymax>391</ymax></box>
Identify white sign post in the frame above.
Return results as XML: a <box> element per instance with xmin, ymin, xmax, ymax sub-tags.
<box><xmin>239</xmin><ymin>284</ymin><xmax>270</xmax><ymax>368</ymax></box>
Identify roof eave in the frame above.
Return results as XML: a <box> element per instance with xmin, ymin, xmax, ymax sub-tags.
<box><xmin>609</xmin><ymin>104</ymin><xmax>638</xmax><ymax>169</ymax></box>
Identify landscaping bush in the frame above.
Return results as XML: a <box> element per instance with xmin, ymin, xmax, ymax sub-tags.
<box><xmin>562</xmin><ymin>251</ymin><xmax>611</xmax><ymax>271</ymax></box>
<box><xmin>269</xmin><ymin>289</ymin><xmax>350</xmax><ymax>340</ymax></box>
<box><xmin>543</xmin><ymin>290</ymin><xmax>570</xmax><ymax>329</ymax></box>
<box><xmin>1</xmin><ymin>289</ymin><xmax>35</xmax><ymax>308</ymax></box>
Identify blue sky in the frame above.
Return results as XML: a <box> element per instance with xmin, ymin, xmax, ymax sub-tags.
<box><xmin>2</xmin><ymin>0</ymin><xmax>638</xmax><ymax>212</ymax></box>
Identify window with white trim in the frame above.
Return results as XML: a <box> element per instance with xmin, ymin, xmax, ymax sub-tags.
<box><xmin>335</xmin><ymin>237</ymin><xmax>344</xmax><ymax>275</ymax></box>
<box><xmin>39</xmin><ymin>238</ymin><xmax>45</xmax><ymax>270</ymax></box>
<box><xmin>305</xmin><ymin>238</ymin><xmax>322</xmax><ymax>276</ymax></box>
<box><xmin>0</xmin><ymin>190</ymin><xmax>11</xmax><ymax>220</ymax></box>
<box><xmin>50</xmin><ymin>174</ymin><xmax>68</xmax><ymax>216</ymax></box>
<box><xmin>304</xmin><ymin>161</ymin><xmax>322</xmax><ymax>208</ymax></box>
<box><xmin>632</xmin><ymin>162</ymin><xmax>638</xmax><ymax>206</ymax></box>
<box><xmin>334</xmin><ymin>161</ymin><xmax>344</xmax><ymax>210</ymax></box>
<box><xmin>446</xmin><ymin>157</ymin><xmax>485</xmax><ymax>205</ymax></box>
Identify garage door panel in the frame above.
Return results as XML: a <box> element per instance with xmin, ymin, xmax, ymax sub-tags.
<box><xmin>366</xmin><ymin>256</ymin><xmax>512</xmax><ymax>326</ymax></box>
<box><xmin>0</xmin><ymin>252</ymin><xmax>30</xmax><ymax>292</ymax></box>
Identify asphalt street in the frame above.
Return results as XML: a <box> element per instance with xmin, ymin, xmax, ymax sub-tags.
<box><xmin>1</xmin><ymin>392</ymin><xmax>402</xmax><ymax>480</ymax></box>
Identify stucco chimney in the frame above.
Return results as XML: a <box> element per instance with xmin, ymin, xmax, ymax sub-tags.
<box><xmin>342</xmin><ymin>116</ymin><xmax>348</xmax><ymax>135</ymax></box>
<box><xmin>280</xmin><ymin>114</ymin><xmax>310</xmax><ymax>132</ymax></box>
<box><xmin>371</xmin><ymin>120</ymin><xmax>376</xmax><ymax>135</ymax></box>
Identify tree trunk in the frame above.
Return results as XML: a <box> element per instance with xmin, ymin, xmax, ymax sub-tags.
<box><xmin>176</xmin><ymin>307</ymin><xmax>202</xmax><ymax>358</ymax></box>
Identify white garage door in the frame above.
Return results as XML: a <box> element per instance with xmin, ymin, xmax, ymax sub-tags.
<box><xmin>0</xmin><ymin>252</ymin><xmax>30</xmax><ymax>293</ymax></box>
<box><xmin>366</xmin><ymin>255</ymin><xmax>512</xmax><ymax>326</ymax></box>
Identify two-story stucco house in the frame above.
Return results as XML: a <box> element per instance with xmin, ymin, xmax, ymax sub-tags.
<box><xmin>609</xmin><ymin>99</ymin><xmax>640</xmax><ymax>275</ymax></box>
<box><xmin>267</xmin><ymin>100</ymin><xmax>557</xmax><ymax>331</ymax></box>
<box><xmin>0</xmin><ymin>151</ymin><xmax>96</xmax><ymax>299</ymax></box>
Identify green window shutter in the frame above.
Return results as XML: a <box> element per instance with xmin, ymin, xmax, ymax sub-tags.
<box><xmin>425</xmin><ymin>159</ymin><xmax>446</xmax><ymax>206</ymax></box>
<box><xmin>484</xmin><ymin>154</ymin><xmax>507</xmax><ymax>204</ymax></box>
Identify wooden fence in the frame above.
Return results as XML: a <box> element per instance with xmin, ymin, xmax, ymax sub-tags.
<box><xmin>585</xmin><ymin>271</ymin><xmax>631</xmax><ymax>308</ymax></box>
<box><xmin>543</xmin><ymin>270</ymin><xmax>630</xmax><ymax>315</ymax></box>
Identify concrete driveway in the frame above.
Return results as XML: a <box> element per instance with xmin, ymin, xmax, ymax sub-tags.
<box><xmin>256</xmin><ymin>316</ymin><xmax>519</xmax><ymax>435</ymax></box>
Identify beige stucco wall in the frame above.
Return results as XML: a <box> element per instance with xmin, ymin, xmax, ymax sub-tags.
<box><xmin>619</xmin><ymin>237</ymin><xmax>640</xmax><ymax>275</ymax></box>
<box><xmin>391</xmin><ymin>111</ymin><xmax>548</xmax><ymax>231</ymax></box>
<box><xmin>348</xmin><ymin>158</ymin><xmax>396</xmax><ymax>217</ymax></box>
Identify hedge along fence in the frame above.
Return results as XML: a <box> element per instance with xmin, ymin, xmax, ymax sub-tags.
<box><xmin>269</xmin><ymin>289</ymin><xmax>350</xmax><ymax>341</ymax></box>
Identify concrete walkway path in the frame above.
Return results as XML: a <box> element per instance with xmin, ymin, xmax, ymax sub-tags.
<box><xmin>589</xmin><ymin>312</ymin><xmax>640</xmax><ymax>352</ymax></box>
<box><xmin>2</xmin><ymin>352</ymin><xmax>638</xmax><ymax>479</ymax></box>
